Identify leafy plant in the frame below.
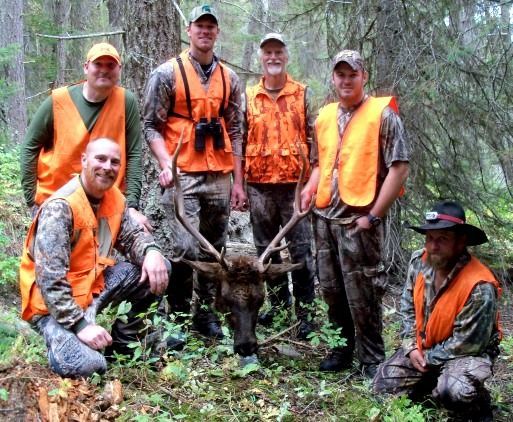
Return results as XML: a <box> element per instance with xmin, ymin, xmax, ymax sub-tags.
<box><xmin>370</xmin><ymin>395</ymin><xmax>432</xmax><ymax>422</ymax></box>
<box><xmin>307</xmin><ymin>299</ymin><xmax>347</xmax><ymax>349</ymax></box>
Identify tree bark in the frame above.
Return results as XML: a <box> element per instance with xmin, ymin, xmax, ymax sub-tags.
<box><xmin>374</xmin><ymin>0</ymin><xmax>402</xmax><ymax>95</ymax></box>
<box><xmin>239</xmin><ymin>0</ymin><xmax>267</xmax><ymax>89</ymax></box>
<box><xmin>115</xmin><ymin>0</ymin><xmax>181</xmax><ymax>254</ymax></box>
<box><xmin>0</xmin><ymin>0</ymin><xmax>27</xmax><ymax>142</ymax></box>
<box><xmin>53</xmin><ymin>0</ymin><xmax>71</xmax><ymax>85</ymax></box>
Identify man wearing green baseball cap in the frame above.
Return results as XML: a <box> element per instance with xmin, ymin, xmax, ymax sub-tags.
<box><xmin>143</xmin><ymin>4</ymin><xmax>246</xmax><ymax>339</ymax></box>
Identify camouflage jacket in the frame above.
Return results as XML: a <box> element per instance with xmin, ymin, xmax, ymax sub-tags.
<box><xmin>32</xmin><ymin>195</ymin><xmax>158</xmax><ymax>331</ymax></box>
<box><xmin>143</xmin><ymin>51</ymin><xmax>243</xmax><ymax>157</ymax></box>
<box><xmin>400</xmin><ymin>249</ymin><xmax>500</xmax><ymax>366</ymax></box>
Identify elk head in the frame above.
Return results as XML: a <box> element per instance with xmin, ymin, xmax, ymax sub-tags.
<box><xmin>170</xmin><ymin>134</ymin><xmax>313</xmax><ymax>356</ymax></box>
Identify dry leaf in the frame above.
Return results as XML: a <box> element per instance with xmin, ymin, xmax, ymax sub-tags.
<box><xmin>102</xmin><ymin>379</ymin><xmax>123</xmax><ymax>405</ymax></box>
<box><xmin>38</xmin><ymin>386</ymin><xmax>49</xmax><ymax>420</ymax></box>
<box><xmin>48</xmin><ymin>402</ymin><xmax>60</xmax><ymax>422</ymax></box>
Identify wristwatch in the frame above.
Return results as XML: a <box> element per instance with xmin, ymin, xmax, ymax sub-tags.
<box><xmin>367</xmin><ymin>213</ymin><xmax>382</xmax><ymax>227</ymax></box>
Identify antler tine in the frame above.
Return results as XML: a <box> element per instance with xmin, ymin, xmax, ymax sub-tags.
<box><xmin>257</xmin><ymin>138</ymin><xmax>313</xmax><ymax>273</ymax></box>
<box><xmin>172</xmin><ymin>130</ymin><xmax>229</xmax><ymax>269</ymax></box>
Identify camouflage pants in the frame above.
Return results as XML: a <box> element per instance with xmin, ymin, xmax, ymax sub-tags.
<box><xmin>161</xmin><ymin>172</ymin><xmax>231</xmax><ymax>324</ymax></box>
<box><xmin>313</xmin><ymin>214</ymin><xmax>387</xmax><ymax>365</ymax></box>
<box><xmin>35</xmin><ymin>262</ymin><xmax>165</xmax><ymax>378</ymax></box>
<box><xmin>247</xmin><ymin>183</ymin><xmax>315</xmax><ymax>312</ymax></box>
<box><xmin>373</xmin><ymin>349</ymin><xmax>493</xmax><ymax>409</ymax></box>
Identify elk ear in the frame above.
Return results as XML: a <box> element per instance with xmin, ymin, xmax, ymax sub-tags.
<box><xmin>265</xmin><ymin>263</ymin><xmax>303</xmax><ymax>279</ymax></box>
<box><xmin>180</xmin><ymin>259</ymin><xmax>225</xmax><ymax>281</ymax></box>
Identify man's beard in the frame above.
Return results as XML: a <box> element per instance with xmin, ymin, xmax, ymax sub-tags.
<box><xmin>426</xmin><ymin>253</ymin><xmax>454</xmax><ymax>271</ymax></box>
<box><xmin>265</xmin><ymin>63</ymin><xmax>283</xmax><ymax>76</ymax></box>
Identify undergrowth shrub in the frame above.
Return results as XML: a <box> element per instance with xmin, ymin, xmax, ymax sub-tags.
<box><xmin>0</xmin><ymin>144</ymin><xmax>27</xmax><ymax>286</ymax></box>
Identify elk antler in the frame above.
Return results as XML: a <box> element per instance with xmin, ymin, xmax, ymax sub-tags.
<box><xmin>257</xmin><ymin>139</ymin><xmax>314</xmax><ymax>273</ymax></box>
<box><xmin>171</xmin><ymin>131</ymin><xmax>229</xmax><ymax>269</ymax></box>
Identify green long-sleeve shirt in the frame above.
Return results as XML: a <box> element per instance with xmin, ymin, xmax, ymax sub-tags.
<box><xmin>20</xmin><ymin>83</ymin><xmax>142</xmax><ymax>209</ymax></box>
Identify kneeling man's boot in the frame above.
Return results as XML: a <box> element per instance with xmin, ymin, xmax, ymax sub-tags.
<box><xmin>319</xmin><ymin>347</ymin><xmax>353</xmax><ymax>372</ymax></box>
<box><xmin>192</xmin><ymin>313</ymin><xmax>224</xmax><ymax>340</ymax></box>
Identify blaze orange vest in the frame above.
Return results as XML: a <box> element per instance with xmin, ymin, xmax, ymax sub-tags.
<box><xmin>163</xmin><ymin>50</ymin><xmax>233</xmax><ymax>173</ymax></box>
<box><xmin>245</xmin><ymin>75</ymin><xmax>310</xmax><ymax>183</ymax></box>
<box><xmin>413</xmin><ymin>252</ymin><xmax>502</xmax><ymax>352</ymax></box>
<box><xmin>315</xmin><ymin>96</ymin><xmax>398</xmax><ymax>208</ymax></box>
<box><xmin>19</xmin><ymin>177</ymin><xmax>125</xmax><ymax>321</ymax></box>
<box><xmin>35</xmin><ymin>85</ymin><xmax>126</xmax><ymax>205</ymax></box>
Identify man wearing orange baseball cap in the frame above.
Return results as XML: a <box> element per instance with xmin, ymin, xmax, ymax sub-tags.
<box><xmin>21</xmin><ymin>42</ymin><xmax>151</xmax><ymax>231</ymax></box>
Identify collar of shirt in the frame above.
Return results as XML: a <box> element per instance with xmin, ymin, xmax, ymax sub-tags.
<box><xmin>422</xmin><ymin>251</ymin><xmax>471</xmax><ymax>308</ymax></box>
<box><xmin>187</xmin><ymin>51</ymin><xmax>219</xmax><ymax>83</ymax></box>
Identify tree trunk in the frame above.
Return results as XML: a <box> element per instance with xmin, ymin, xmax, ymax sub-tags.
<box><xmin>239</xmin><ymin>0</ymin><xmax>266</xmax><ymax>89</ymax></box>
<box><xmin>374</xmin><ymin>0</ymin><xmax>401</xmax><ymax>95</ymax></box>
<box><xmin>117</xmin><ymin>0</ymin><xmax>181</xmax><ymax>254</ymax></box>
<box><xmin>53</xmin><ymin>0</ymin><xmax>71</xmax><ymax>86</ymax></box>
<box><xmin>69</xmin><ymin>0</ymin><xmax>101</xmax><ymax>82</ymax></box>
<box><xmin>0</xmin><ymin>0</ymin><xmax>27</xmax><ymax>142</ymax></box>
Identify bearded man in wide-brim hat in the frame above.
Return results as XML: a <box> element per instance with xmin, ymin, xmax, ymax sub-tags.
<box><xmin>372</xmin><ymin>200</ymin><xmax>501</xmax><ymax>421</ymax></box>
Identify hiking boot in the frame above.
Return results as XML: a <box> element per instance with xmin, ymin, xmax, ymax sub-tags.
<box><xmin>193</xmin><ymin>320</ymin><xmax>224</xmax><ymax>339</ymax></box>
<box><xmin>296</xmin><ymin>319</ymin><xmax>315</xmax><ymax>340</ymax></box>
<box><xmin>258</xmin><ymin>307</ymin><xmax>279</xmax><ymax>326</ymax></box>
<box><xmin>319</xmin><ymin>348</ymin><xmax>353</xmax><ymax>372</ymax></box>
<box><xmin>361</xmin><ymin>363</ymin><xmax>379</xmax><ymax>379</ymax></box>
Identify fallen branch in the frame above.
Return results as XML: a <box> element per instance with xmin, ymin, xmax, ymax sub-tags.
<box><xmin>259</xmin><ymin>321</ymin><xmax>300</xmax><ymax>347</ymax></box>
<box><xmin>36</xmin><ymin>30</ymin><xmax>124</xmax><ymax>40</ymax></box>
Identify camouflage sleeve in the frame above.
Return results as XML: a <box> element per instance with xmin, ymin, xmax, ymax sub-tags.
<box><xmin>34</xmin><ymin>199</ymin><xmax>85</xmax><ymax>329</ymax></box>
<box><xmin>225</xmin><ymin>68</ymin><xmax>244</xmax><ymax>157</ymax></box>
<box><xmin>310</xmin><ymin>118</ymin><xmax>319</xmax><ymax>166</ymax></box>
<box><xmin>424</xmin><ymin>282</ymin><xmax>498</xmax><ymax>366</ymax></box>
<box><xmin>380</xmin><ymin>106</ymin><xmax>410</xmax><ymax>167</ymax></box>
<box><xmin>143</xmin><ymin>61</ymin><xmax>175</xmax><ymax>144</ymax></box>
<box><xmin>305</xmin><ymin>86</ymin><xmax>317</xmax><ymax>148</ymax></box>
<box><xmin>399</xmin><ymin>249</ymin><xmax>424</xmax><ymax>355</ymax></box>
<box><xmin>115</xmin><ymin>206</ymin><xmax>159</xmax><ymax>265</ymax></box>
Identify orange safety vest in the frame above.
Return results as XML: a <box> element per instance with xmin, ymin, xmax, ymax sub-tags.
<box><xmin>35</xmin><ymin>85</ymin><xmax>126</xmax><ymax>205</ymax></box>
<box><xmin>413</xmin><ymin>252</ymin><xmax>502</xmax><ymax>352</ymax></box>
<box><xmin>245</xmin><ymin>75</ymin><xmax>310</xmax><ymax>183</ymax></box>
<box><xmin>19</xmin><ymin>176</ymin><xmax>125</xmax><ymax>321</ymax></box>
<box><xmin>315</xmin><ymin>96</ymin><xmax>398</xmax><ymax>209</ymax></box>
<box><xmin>163</xmin><ymin>50</ymin><xmax>233</xmax><ymax>173</ymax></box>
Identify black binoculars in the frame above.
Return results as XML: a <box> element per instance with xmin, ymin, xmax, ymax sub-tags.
<box><xmin>194</xmin><ymin>117</ymin><xmax>225</xmax><ymax>151</ymax></box>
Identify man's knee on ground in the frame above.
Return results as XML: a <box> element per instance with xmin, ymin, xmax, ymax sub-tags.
<box><xmin>48</xmin><ymin>336</ymin><xmax>107</xmax><ymax>378</ymax></box>
<box><xmin>435</xmin><ymin>373</ymin><xmax>478</xmax><ymax>407</ymax></box>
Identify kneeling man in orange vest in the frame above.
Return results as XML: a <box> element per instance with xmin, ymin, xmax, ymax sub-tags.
<box><xmin>373</xmin><ymin>201</ymin><xmax>501</xmax><ymax>420</ymax></box>
<box><xmin>19</xmin><ymin>138</ymin><xmax>171</xmax><ymax>377</ymax></box>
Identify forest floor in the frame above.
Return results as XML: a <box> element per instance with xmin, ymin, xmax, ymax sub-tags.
<box><xmin>0</xmin><ymin>236</ymin><xmax>512</xmax><ymax>421</ymax></box>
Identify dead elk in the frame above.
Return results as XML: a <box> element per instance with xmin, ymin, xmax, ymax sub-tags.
<box><xmin>170</xmin><ymin>135</ymin><xmax>313</xmax><ymax>357</ymax></box>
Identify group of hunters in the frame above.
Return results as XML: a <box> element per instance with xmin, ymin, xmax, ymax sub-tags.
<box><xmin>17</xmin><ymin>4</ymin><xmax>501</xmax><ymax>420</ymax></box>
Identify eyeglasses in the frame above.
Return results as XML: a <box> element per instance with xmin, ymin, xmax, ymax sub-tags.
<box><xmin>425</xmin><ymin>211</ymin><xmax>464</xmax><ymax>224</ymax></box>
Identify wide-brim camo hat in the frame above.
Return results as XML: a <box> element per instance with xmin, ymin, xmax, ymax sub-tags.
<box><xmin>408</xmin><ymin>200</ymin><xmax>488</xmax><ymax>246</ymax></box>
<box><xmin>189</xmin><ymin>4</ymin><xmax>218</xmax><ymax>24</ymax></box>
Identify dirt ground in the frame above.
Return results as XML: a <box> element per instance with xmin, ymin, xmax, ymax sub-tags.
<box><xmin>1</xmin><ymin>218</ymin><xmax>512</xmax><ymax>420</ymax></box>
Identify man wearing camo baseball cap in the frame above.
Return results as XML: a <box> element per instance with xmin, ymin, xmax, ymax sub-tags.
<box><xmin>301</xmin><ymin>49</ymin><xmax>410</xmax><ymax>377</ymax></box>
